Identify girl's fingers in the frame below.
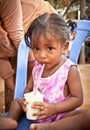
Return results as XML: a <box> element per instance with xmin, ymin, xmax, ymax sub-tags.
<box><xmin>31</xmin><ymin>102</ymin><xmax>44</xmax><ymax>111</ymax></box>
<box><xmin>33</xmin><ymin>111</ymin><xmax>46</xmax><ymax>119</ymax></box>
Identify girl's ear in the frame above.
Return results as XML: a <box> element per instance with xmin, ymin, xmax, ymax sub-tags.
<box><xmin>62</xmin><ymin>41</ymin><xmax>69</xmax><ymax>55</ymax></box>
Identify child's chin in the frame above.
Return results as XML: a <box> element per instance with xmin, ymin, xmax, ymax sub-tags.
<box><xmin>45</xmin><ymin>65</ymin><xmax>52</xmax><ymax>69</ymax></box>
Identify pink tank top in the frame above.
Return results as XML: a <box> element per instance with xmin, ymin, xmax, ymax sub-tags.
<box><xmin>32</xmin><ymin>59</ymin><xmax>76</xmax><ymax>123</ymax></box>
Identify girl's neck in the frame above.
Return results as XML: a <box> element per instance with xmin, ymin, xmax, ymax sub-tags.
<box><xmin>42</xmin><ymin>57</ymin><xmax>66</xmax><ymax>78</ymax></box>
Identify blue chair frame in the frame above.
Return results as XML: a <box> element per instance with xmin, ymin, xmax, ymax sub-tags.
<box><xmin>3</xmin><ymin>20</ymin><xmax>90</xmax><ymax>129</ymax></box>
<box><xmin>14</xmin><ymin>37</ymin><xmax>30</xmax><ymax>99</ymax></box>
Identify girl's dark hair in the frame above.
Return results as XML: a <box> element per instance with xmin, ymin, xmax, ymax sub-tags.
<box><xmin>25</xmin><ymin>13</ymin><xmax>69</xmax><ymax>47</ymax></box>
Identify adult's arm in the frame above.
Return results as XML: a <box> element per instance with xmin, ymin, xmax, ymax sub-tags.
<box><xmin>0</xmin><ymin>0</ymin><xmax>24</xmax><ymax>48</ymax></box>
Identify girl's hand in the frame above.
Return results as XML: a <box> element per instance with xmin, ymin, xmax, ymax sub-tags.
<box><xmin>31</xmin><ymin>102</ymin><xmax>55</xmax><ymax>120</ymax></box>
<box><xmin>22</xmin><ymin>97</ymin><xmax>27</xmax><ymax>112</ymax></box>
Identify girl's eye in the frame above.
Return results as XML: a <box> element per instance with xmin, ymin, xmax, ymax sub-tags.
<box><xmin>47</xmin><ymin>47</ymin><xmax>53</xmax><ymax>51</ymax></box>
<box><xmin>33</xmin><ymin>47</ymin><xmax>39</xmax><ymax>51</ymax></box>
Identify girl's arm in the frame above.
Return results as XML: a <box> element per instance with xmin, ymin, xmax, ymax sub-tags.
<box><xmin>55</xmin><ymin>65</ymin><xmax>83</xmax><ymax>114</ymax></box>
<box><xmin>23</xmin><ymin>75</ymin><xmax>33</xmax><ymax>94</ymax></box>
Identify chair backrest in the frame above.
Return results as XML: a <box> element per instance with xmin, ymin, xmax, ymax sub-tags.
<box><xmin>69</xmin><ymin>20</ymin><xmax>90</xmax><ymax>63</ymax></box>
<box><xmin>14</xmin><ymin>20</ymin><xmax>90</xmax><ymax>99</ymax></box>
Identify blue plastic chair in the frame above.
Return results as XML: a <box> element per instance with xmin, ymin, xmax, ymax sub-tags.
<box><xmin>3</xmin><ymin>20</ymin><xmax>90</xmax><ymax>130</ymax></box>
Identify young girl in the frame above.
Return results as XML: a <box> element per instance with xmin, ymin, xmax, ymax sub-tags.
<box><xmin>1</xmin><ymin>13</ymin><xmax>83</xmax><ymax>130</ymax></box>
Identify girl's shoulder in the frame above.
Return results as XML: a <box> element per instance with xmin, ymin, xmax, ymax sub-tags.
<box><xmin>61</xmin><ymin>58</ymin><xmax>77</xmax><ymax>69</ymax></box>
<box><xmin>65</xmin><ymin>59</ymin><xmax>79</xmax><ymax>77</ymax></box>
<box><xmin>57</xmin><ymin>58</ymin><xmax>77</xmax><ymax>76</ymax></box>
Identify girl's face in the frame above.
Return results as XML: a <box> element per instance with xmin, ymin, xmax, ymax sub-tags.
<box><xmin>31</xmin><ymin>34</ymin><xmax>68</xmax><ymax>69</ymax></box>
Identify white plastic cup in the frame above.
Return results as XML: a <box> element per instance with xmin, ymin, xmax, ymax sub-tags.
<box><xmin>24</xmin><ymin>91</ymin><xmax>43</xmax><ymax>120</ymax></box>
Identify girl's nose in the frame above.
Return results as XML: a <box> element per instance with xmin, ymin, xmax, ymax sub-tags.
<box><xmin>40</xmin><ymin>51</ymin><xmax>46</xmax><ymax>59</ymax></box>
